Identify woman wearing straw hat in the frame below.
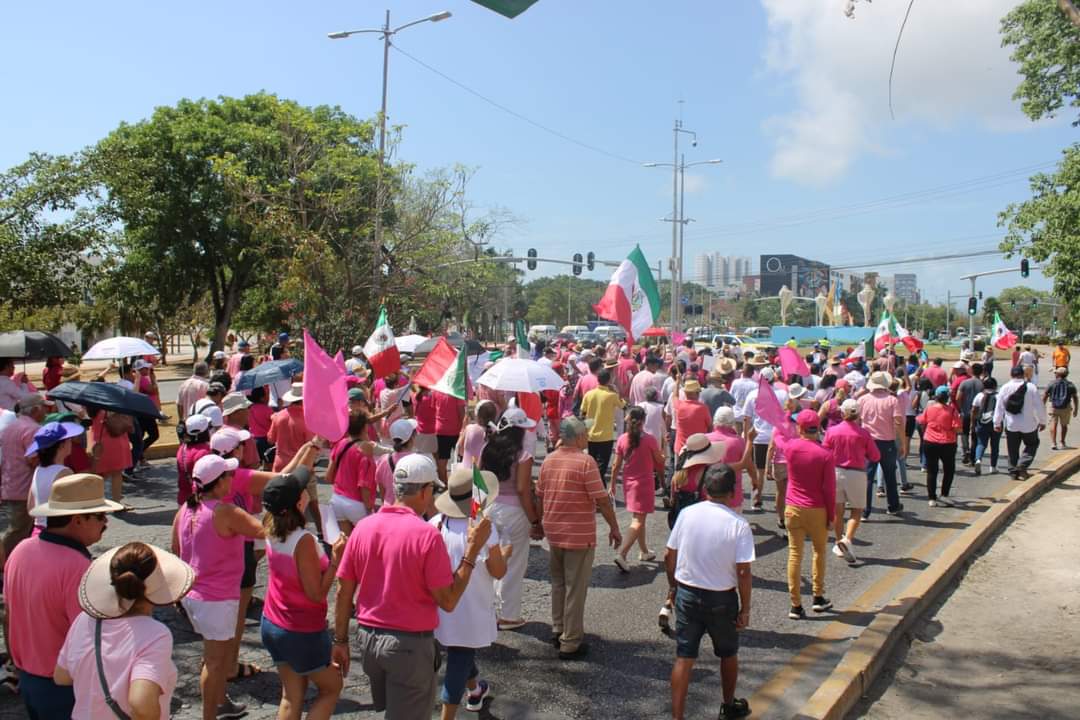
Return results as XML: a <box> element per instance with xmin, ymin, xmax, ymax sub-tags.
<box><xmin>430</xmin><ymin>467</ymin><xmax>506</xmax><ymax>718</ymax></box>
<box><xmin>259</xmin><ymin>470</ymin><xmax>346</xmax><ymax>720</ymax></box>
<box><xmin>171</xmin><ymin>454</ymin><xmax>265</xmax><ymax>720</ymax></box>
<box><xmin>25</xmin><ymin>420</ymin><xmax>86</xmax><ymax>527</ymax></box>
<box><xmin>54</xmin><ymin>542</ymin><xmax>194</xmax><ymax>719</ymax></box>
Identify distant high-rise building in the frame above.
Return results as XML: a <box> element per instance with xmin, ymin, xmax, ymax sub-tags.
<box><xmin>892</xmin><ymin>273</ymin><xmax>918</xmax><ymax>304</ymax></box>
<box><xmin>692</xmin><ymin>253</ymin><xmax>752</xmax><ymax>290</ymax></box>
<box><xmin>693</xmin><ymin>254</ymin><xmax>712</xmax><ymax>287</ymax></box>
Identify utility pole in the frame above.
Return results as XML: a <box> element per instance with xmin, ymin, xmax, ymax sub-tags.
<box><xmin>670</xmin><ymin>120</ymin><xmax>681</xmax><ymax>334</ymax></box>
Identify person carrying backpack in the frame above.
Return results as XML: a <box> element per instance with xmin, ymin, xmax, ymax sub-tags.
<box><xmin>1043</xmin><ymin>367</ymin><xmax>1078</xmax><ymax>450</ymax></box>
<box><xmin>993</xmin><ymin>366</ymin><xmax>1048</xmax><ymax>480</ymax></box>
<box><xmin>971</xmin><ymin>378</ymin><xmax>1002</xmax><ymax>475</ymax></box>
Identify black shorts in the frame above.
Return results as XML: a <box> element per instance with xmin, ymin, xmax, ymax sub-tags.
<box><xmin>241</xmin><ymin>541</ymin><xmax>257</xmax><ymax>590</ymax></box>
<box><xmin>674</xmin><ymin>585</ymin><xmax>739</xmax><ymax>659</ymax></box>
<box><xmin>753</xmin><ymin>443</ymin><xmax>769</xmax><ymax>470</ymax></box>
<box><xmin>905</xmin><ymin>416</ymin><xmax>916</xmax><ymax>438</ymax></box>
<box><xmin>436</xmin><ymin>435</ymin><xmax>457</xmax><ymax>461</ymax></box>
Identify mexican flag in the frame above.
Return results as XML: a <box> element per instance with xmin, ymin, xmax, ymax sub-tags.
<box><xmin>991</xmin><ymin>311</ymin><xmax>1018</xmax><ymax>350</ymax></box>
<box><xmin>873</xmin><ymin>311</ymin><xmax>896</xmax><ymax>351</ymax></box>
<box><xmin>515</xmin><ymin>318</ymin><xmax>531</xmax><ymax>359</ymax></box>
<box><xmin>363</xmin><ymin>307</ymin><xmax>401</xmax><ymax>379</ymax></box>
<box><xmin>893</xmin><ymin>317</ymin><xmax>924</xmax><ymax>353</ymax></box>
<box><xmin>845</xmin><ymin>336</ymin><xmax>874</xmax><ymax>365</ymax></box>
<box><xmin>412</xmin><ymin>337</ymin><xmax>468</xmax><ymax>400</ymax></box>
<box><xmin>470</xmin><ymin>465</ymin><xmax>490</xmax><ymax>519</ymax></box>
<box><xmin>593</xmin><ymin>246</ymin><xmax>661</xmax><ymax>344</ymax></box>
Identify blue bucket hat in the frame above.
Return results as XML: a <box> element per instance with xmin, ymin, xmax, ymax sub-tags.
<box><xmin>24</xmin><ymin>422</ymin><xmax>86</xmax><ymax>456</ymax></box>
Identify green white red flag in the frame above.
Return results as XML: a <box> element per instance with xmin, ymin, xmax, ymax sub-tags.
<box><xmin>412</xmin><ymin>337</ymin><xmax>468</xmax><ymax>400</ymax></box>
<box><xmin>991</xmin><ymin>311</ymin><xmax>1018</xmax><ymax>350</ymax></box>
<box><xmin>593</xmin><ymin>246</ymin><xmax>661</xmax><ymax>344</ymax></box>
<box><xmin>363</xmin><ymin>307</ymin><xmax>401</xmax><ymax>379</ymax></box>
<box><xmin>470</xmin><ymin>465</ymin><xmax>490</xmax><ymax>519</ymax></box>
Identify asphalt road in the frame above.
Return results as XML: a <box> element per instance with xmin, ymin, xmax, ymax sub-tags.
<box><xmin>0</xmin><ymin>350</ymin><xmax>1071</xmax><ymax>719</ymax></box>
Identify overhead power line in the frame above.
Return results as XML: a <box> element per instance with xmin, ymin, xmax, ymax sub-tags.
<box><xmin>392</xmin><ymin>43</ymin><xmax>643</xmax><ymax>166</ymax></box>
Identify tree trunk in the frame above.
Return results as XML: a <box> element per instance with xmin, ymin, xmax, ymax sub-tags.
<box><xmin>1060</xmin><ymin>0</ymin><xmax>1080</xmax><ymax>29</ymax></box>
<box><xmin>210</xmin><ymin>283</ymin><xmax>241</xmax><ymax>360</ymax></box>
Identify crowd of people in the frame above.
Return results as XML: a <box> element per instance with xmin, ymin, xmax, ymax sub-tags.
<box><xmin>0</xmin><ymin>326</ymin><xmax>1071</xmax><ymax>719</ymax></box>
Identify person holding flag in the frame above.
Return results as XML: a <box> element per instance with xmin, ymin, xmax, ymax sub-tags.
<box><xmin>430</xmin><ymin>467</ymin><xmax>507</xmax><ymax>718</ymax></box>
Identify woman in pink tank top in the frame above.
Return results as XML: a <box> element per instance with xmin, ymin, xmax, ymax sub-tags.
<box><xmin>171</xmin><ymin>454</ymin><xmax>264</xmax><ymax>720</ymax></box>
<box><xmin>260</xmin><ymin>471</ymin><xmax>346</xmax><ymax>719</ymax></box>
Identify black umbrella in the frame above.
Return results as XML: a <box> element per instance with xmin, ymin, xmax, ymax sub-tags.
<box><xmin>234</xmin><ymin>359</ymin><xmax>304</xmax><ymax>391</ymax></box>
<box><xmin>0</xmin><ymin>331</ymin><xmax>72</xmax><ymax>361</ymax></box>
<box><xmin>414</xmin><ymin>334</ymin><xmax>486</xmax><ymax>356</ymax></box>
<box><xmin>47</xmin><ymin>381</ymin><xmax>165</xmax><ymax>420</ymax></box>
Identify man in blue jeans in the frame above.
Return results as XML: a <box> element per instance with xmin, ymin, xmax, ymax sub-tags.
<box><xmin>859</xmin><ymin>371</ymin><xmax>906</xmax><ymax>518</ymax></box>
<box><xmin>666</xmin><ymin>465</ymin><xmax>755</xmax><ymax>720</ymax></box>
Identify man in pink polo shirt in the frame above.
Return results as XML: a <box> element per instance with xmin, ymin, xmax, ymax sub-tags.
<box><xmin>1</xmin><ymin>394</ymin><xmax>47</xmax><ymax>556</ymax></box>
<box><xmin>433</xmin><ymin>389</ymin><xmax>466</xmax><ymax>485</ymax></box>
<box><xmin>822</xmin><ymin>399</ymin><xmax>880</xmax><ymax>564</ymax></box>
<box><xmin>5</xmin><ymin>472</ymin><xmax>119</xmax><ymax>718</ymax></box>
<box><xmin>333</xmin><ymin>455</ymin><xmax>491</xmax><ymax>720</ymax></box>
<box><xmin>573</xmin><ymin>357</ymin><xmax>603</xmax><ymax>406</ymax></box>
<box><xmin>857</xmin><ymin>372</ymin><xmax>906</xmax><ymax>518</ymax></box>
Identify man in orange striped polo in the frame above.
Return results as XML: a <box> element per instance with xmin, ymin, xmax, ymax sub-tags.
<box><xmin>535</xmin><ymin>417</ymin><xmax>622</xmax><ymax>660</ymax></box>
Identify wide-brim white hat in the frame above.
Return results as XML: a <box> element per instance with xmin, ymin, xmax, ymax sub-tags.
<box><xmin>79</xmin><ymin>544</ymin><xmax>194</xmax><ymax>619</ymax></box>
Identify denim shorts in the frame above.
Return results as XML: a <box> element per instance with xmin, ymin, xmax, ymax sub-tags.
<box><xmin>260</xmin><ymin>616</ymin><xmax>332</xmax><ymax>675</ymax></box>
<box><xmin>441</xmin><ymin>646</ymin><xmax>479</xmax><ymax>704</ymax></box>
<box><xmin>674</xmin><ymin>585</ymin><xmax>739</xmax><ymax>659</ymax></box>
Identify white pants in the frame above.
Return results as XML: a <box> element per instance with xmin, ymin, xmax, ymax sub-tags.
<box><xmin>487</xmin><ymin>502</ymin><xmax>531</xmax><ymax>621</ymax></box>
<box><xmin>330</xmin><ymin>493</ymin><xmax>368</xmax><ymax>525</ymax></box>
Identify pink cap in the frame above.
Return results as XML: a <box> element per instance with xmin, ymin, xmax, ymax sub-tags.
<box><xmin>796</xmin><ymin>409</ymin><xmax>820</xmax><ymax>431</ymax></box>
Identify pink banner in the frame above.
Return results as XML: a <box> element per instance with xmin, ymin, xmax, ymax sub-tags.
<box><xmin>777</xmin><ymin>346</ymin><xmax>810</xmax><ymax>380</ymax></box>
<box><xmin>333</xmin><ymin>350</ymin><xmax>347</xmax><ymax>374</ymax></box>
<box><xmin>672</xmin><ymin>332</ymin><xmax>687</xmax><ymax>346</ymax></box>
<box><xmin>754</xmin><ymin>376</ymin><xmax>793</xmax><ymax>440</ymax></box>
<box><xmin>303</xmin><ymin>330</ymin><xmax>350</xmax><ymax>443</ymax></box>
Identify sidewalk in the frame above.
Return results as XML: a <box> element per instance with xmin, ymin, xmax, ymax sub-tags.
<box><xmin>853</xmin><ymin>472</ymin><xmax>1080</xmax><ymax>719</ymax></box>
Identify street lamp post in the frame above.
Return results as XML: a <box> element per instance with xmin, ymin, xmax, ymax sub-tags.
<box><xmin>644</xmin><ymin>152</ymin><xmax>722</xmax><ymax>335</ymax></box>
<box><xmin>328</xmin><ymin>9</ymin><xmax>452</xmax><ymax>299</ymax></box>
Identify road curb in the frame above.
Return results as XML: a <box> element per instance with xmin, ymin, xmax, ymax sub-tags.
<box><xmin>145</xmin><ymin>442</ymin><xmax>180</xmax><ymax>461</ymax></box>
<box><xmin>793</xmin><ymin>449</ymin><xmax>1080</xmax><ymax>720</ymax></box>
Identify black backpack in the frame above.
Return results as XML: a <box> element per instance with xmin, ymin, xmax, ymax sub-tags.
<box><xmin>1004</xmin><ymin>384</ymin><xmax>1026</xmax><ymax>415</ymax></box>
<box><xmin>1049</xmin><ymin>380</ymin><xmax>1072</xmax><ymax>410</ymax></box>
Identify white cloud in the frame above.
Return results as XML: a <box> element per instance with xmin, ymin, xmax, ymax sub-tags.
<box><xmin>760</xmin><ymin>0</ymin><xmax>1029</xmax><ymax>186</ymax></box>
<box><xmin>682</xmin><ymin>173</ymin><xmax>708</xmax><ymax>194</ymax></box>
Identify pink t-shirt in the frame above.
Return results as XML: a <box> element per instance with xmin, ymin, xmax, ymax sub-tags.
<box><xmin>0</xmin><ymin>415</ymin><xmax>40</xmax><ymax>501</ymax></box>
<box><xmin>178</xmin><ymin>499</ymin><xmax>244</xmax><ymax>601</ymax></box>
<box><xmin>57</xmin><ymin>613</ymin><xmax>176</xmax><ymax>720</ymax></box>
<box><xmin>331</xmin><ymin>437</ymin><xmax>376</xmax><ymax>502</ymax></box>
<box><xmin>414</xmin><ymin>392</ymin><xmax>437</xmax><ymax>435</ymax></box>
<box><xmin>822</xmin><ymin>419</ymin><xmax>882</xmax><ymax>470</ymax></box>
<box><xmin>264</xmin><ymin>528</ymin><xmax>329</xmax><ymax>633</ymax></box>
<box><xmin>615</xmin><ymin>432</ymin><xmax>660</xmax><ymax>486</ymax></box>
<box><xmin>858</xmin><ymin>391</ymin><xmax>903</xmax><ymax>441</ymax></box>
<box><xmin>228</xmin><ymin>467</ymin><xmax>257</xmax><ymax>515</ymax></box>
<box><xmin>5</xmin><ymin>533</ymin><xmax>89</xmax><ymax>676</ymax></box>
<box><xmin>460</xmin><ymin>424</ymin><xmax>487</xmax><ymax>469</ymax></box>
<box><xmin>176</xmin><ymin>443</ymin><xmax>211</xmax><ymax>506</ymax></box>
<box><xmin>776</xmin><ymin>436</ymin><xmax>836</xmax><ymax>520</ymax></box>
<box><xmin>337</xmin><ymin>505</ymin><xmax>454</xmax><ymax>632</ymax></box>
<box><xmin>374</xmin><ymin>451</ymin><xmax>411</xmax><ymax>505</ymax></box>
<box><xmin>247</xmin><ymin>403</ymin><xmax>273</xmax><ymax>438</ymax></box>
<box><xmin>574</xmin><ymin>373</ymin><xmax>599</xmax><ymax>400</ymax></box>
<box><xmin>433</xmin><ymin>392</ymin><xmax>466</xmax><ymax>436</ymax></box>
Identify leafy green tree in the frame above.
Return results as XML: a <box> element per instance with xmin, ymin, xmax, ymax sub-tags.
<box><xmin>1001</xmin><ymin>1</ymin><xmax>1080</xmax><ymax>125</ymax></box>
<box><xmin>523</xmin><ymin>276</ymin><xmax>606</xmax><ymax>328</ymax></box>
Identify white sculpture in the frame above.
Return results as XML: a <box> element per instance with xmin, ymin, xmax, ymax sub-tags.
<box><xmin>779</xmin><ymin>285</ymin><xmax>794</xmax><ymax>327</ymax></box>
<box><xmin>857</xmin><ymin>285</ymin><xmax>875</xmax><ymax>327</ymax></box>
<box><xmin>883</xmin><ymin>292</ymin><xmax>897</xmax><ymax>315</ymax></box>
<box><xmin>814</xmin><ymin>292</ymin><xmax>828</xmax><ymax>327</ymax></box>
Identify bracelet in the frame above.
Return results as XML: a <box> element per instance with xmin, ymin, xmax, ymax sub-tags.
<box><xmin>332</xmin><ymin>636</ymin><xmax>349</xmax><ymax>645</ymax></box>
<box><xmin>461</xmin><ymin>557</ymin><xmax>476</xmax><ymax>569</ymax></box>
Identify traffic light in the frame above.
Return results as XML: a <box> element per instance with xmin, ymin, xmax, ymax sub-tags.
<box><xmin>1021</xmin><ymin>258</ymin><xmax>1030</xmax><ymax>278</ymax></box>
<box><xmin>586</xmin><ymin>252</ymin><xmax>595</xmax><ymax>272</ymax></box>
<box><xmin>572</xmin><ymin>253</ymin><xmax>583</xmax><ymax>276</ymax></box>
<box><xmin>1031</xmin><ymin>299</ymin><xmax>1038</xmax><ymax>308</ymax></box>
<box><xmin>1011</xmin><ymin>300</ymin><xmax>1018</xmax><ymax>310</ymax></box>
<box><xmin>967</xmin><ymin>297</ymin><xmax>977</xmax><ymax>316</ymax></box>
<box><xmin>978</xmin><ymin>291</ymin><xmax>983</xmax><ymax>300</ymax></box>
<box><xmin>694</xmin><ymin>304</ymin><xmax>704</xmax><ymax>316</ymax></box>
<box><xmin>527</xmin><ymin>248</ymin><xmax>537</xmax><ymax>271</ymax></box>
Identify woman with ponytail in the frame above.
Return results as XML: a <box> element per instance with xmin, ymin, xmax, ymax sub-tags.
<box><xmin>55</xmin><ymin>541</ymin><xmax>194</xmax><ymax>719</ymax></box>
<box><xmin>608</xmin><ymin>405</ymin><xmax>664</xmax><ymax>571</ymax></box>
<box><xmin>171</xmin><ymin>455</ymin><xmax>265</xmax><ymax>720</ymax></box>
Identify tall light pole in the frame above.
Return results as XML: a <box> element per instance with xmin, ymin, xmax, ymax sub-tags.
<box><xmin>328</xmin><ymin>9</ymin><xmax>452</xmax><ymax>299</ymax></box>
<box><xmin>644</xmin><ymin>153</ymin><xmax>723</xmax><ymax>334</ymax></box>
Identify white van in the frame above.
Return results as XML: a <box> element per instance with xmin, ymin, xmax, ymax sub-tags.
<box><xmin>561</xmin><ymin>325</ymin><xmax>590</xmax><ymax>337</ymax></box>
<box><xmin>529</xmin><ymin>324</ymin><xmax>557</xmax><ymax>342</ymax></box>
<box><xmin>744</xmin><ymin>326</ymin><xmax>772</xmax><ymax>340</ymax></box>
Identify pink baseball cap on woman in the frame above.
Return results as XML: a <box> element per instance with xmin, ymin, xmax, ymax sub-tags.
<box><xmin>796</xmin><ymin>409</ymin><xmax>821</xmax><ymax>431</ymax></box>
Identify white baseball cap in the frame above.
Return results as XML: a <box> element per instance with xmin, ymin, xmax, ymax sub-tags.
<box><xmin>351</xmin><ymin>345</ymin><xmax>364</xmax><ymax>356</ymax></box>
<box><xmin>841</xmin><ymin>398</ymin><xmax>860</xmax><ymax>417</ymax></box>
<box><xmin>184</xmin><ymin>414</ymin><xmax>210</xmax><ymax>434</ymax></box>
<box><xmin>760</xmin><ymin>367</ymin><xmax>776</xmax><ymax>382</ymax></box>
<box><xmin>210</xmin><ymin>426</ymin><xmax>251</xmax><ymax>455</ymax></box>
<box><xmin>389</xmin><ymin>418</ymin><xmax>418</xmax><ymax>443</ymax></box>
<box><xmin>192</xmin><ymin>454</ymin><xmax>239</xmax><ymax>485</ymax></box>
<box><xmin>392</xmin><ymin>454</ymin><xmax>438</xmax><ymax>486</ymax></box>
<box><xmin>212</xmin><ymin>350</ymin><xmax>226</xmax><ymax>360</ymax></box>
<box><xmin>497</xmin><ymin>407</ymin><xmax>536</xmax><ymax>430</ymax></box>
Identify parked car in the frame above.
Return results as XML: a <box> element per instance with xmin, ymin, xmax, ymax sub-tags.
<box><xmin>744</xmin><ymin>326</ymin><xmax>772</xmax><ymax>340</ymax></box>
<box><xmin>560</xmin><ymin>325</ymin><xmax>590</xmax><ymax>338</ymax></box>
<box><xmin>576</xmin><ymin>331</ymin><xmax>600</xmax><ymax>348</ymax></box>
<box><xmin>594</xmin><ymin>325</ymin><xmax>627</xmax><ymax>343</ymax></box>
<box><xmin>529</xmin><ymin>324</ymin><xmax>557</xmax><ymax>343</ymax></box>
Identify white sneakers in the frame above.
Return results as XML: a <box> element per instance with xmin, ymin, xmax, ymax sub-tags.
<box><xmin>833</xmin><ymin>537</ymin><xmax>857</xmax><ymax>564</ymax></box>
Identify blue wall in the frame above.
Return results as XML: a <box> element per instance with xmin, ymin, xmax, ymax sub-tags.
<box><xmin>768</xmin><ymin>326</ymin><xmax>875</xmax><ymax>346</ymax></box>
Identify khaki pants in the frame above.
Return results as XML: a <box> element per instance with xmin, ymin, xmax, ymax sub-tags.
<box><xmin>785</xmin><ymin>505</ymin><xmax>827</xmax><ymax>609</ymax></box>
<box><xmin>550</xmin><ymin>546</ymin><xmax>595</xmax><ymax>653</ymax></box>
<box><xmin>2</xmin><ymin>500</ymin><xmax>32</xmax><ymax>558</ymax></box>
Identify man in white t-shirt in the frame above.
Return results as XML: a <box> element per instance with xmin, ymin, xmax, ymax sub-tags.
<box><xmin>665</xmin><ymin>465</ymin><xmax>754</xmax><ymax>720</ymax></box>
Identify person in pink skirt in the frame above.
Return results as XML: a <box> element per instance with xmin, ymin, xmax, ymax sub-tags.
<box><xmin>89</xmin><ymin>407</ymin><xmax>133</xmax><ymax>511</ymax></box>
<box><xmin>609</xmin><ymin>406</ymin><xmax>665</xmax><ymax>571</ymax></box>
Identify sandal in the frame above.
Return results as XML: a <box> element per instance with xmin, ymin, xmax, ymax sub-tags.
<box><xmin>230</xmin><ymin>661</ymin><xmax>262</xmax><ymax>681</ymax></box>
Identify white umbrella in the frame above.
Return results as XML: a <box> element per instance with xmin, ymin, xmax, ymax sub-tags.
<box><xmin>394</xmin><ymin>334</ymin><xmax>429</xmax><ymax>354</ymax></box>
<box><xmin>82</xmin><ymin>336</ymin><xmax>160</xmax><ymax>360</ymax></box>
<box><xmin>477</xmin><ymin>358</ymin><xmax>566</xmax><ymax>393</ymax></box>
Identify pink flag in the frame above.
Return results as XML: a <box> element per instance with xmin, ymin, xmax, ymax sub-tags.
<box><xmin>754</xmin><ymin>376</ymin><xmax>793</xmax><ymax>439</ymax></box>
<box><xmin>303</xmin><ymin>330</ymin><xmax>350</xmax><ymax>443</ymax></box>
<box><xmin>333</xmin><ymin>350</ymin><xmax>347</xmax><ymax>374</ymax></box>
<box><xmin>777</xmin><ymin>346</ymin><xmax>811</xmax><ymax>380</ymax></box>
<box><xmin>672</xmin><ymin>331</ymin><xmax>687</xmax><ymax>346</ymax></box>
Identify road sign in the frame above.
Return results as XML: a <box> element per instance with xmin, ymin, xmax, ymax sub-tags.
<box><xmin>681</xmin><ymin>295</ymin><xmax>689</xmax><ymax>304</ymax></box>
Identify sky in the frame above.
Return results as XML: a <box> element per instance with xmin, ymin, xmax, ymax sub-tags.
<box><xmin>2</xmin><ymin>0</ymin><xmax>1069</xmax><ymax>310</ymax></box>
